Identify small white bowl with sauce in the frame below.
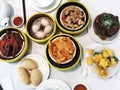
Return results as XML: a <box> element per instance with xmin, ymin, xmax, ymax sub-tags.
<box><xmin>11</xmin><ymin>15</ymin><xmax>24</xmax><ymax>27</ymax></box>
<box><xmin>73</xmin><ymin>82</ymin><xmax>90</xmax><ymax>90</ymax></box>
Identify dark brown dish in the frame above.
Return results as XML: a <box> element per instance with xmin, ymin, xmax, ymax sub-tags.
<box><xmin>0</xmin><ymin>29</ymin><xmax>24</xmax><ymax>60</ymax></box>
<box><xmin>93</xmin><ymin>13</ymin><xmax>120</xmax><ymax>40</ymax></box>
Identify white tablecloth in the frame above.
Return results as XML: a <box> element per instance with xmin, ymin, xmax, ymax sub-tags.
<box><xmin>0</xmin><ymin>0</ymin><xmax>120</xmax><ymax>90</ymax></box>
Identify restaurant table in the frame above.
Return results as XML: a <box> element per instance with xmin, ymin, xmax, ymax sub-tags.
<box><xmin>0</xmin><ymin>0</ymin><xmax>120</xmax><ymax>90</ymax></box>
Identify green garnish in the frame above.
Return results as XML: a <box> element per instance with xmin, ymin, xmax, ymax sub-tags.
<box><xmin>93</xmin><ymin>52</ymin><xmax>101</xmax><ymax>56</ymax></box>
<box><xmin>107</xmin><ymin>56</ymin><xmax>118</xmax><ymax>62</ymax></box>
<box><xmin>102</xmin><ymin>13</ymin><xmax>118</xmax><ymax>29</ymax></box>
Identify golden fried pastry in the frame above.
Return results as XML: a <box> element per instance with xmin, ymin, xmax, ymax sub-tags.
<box><xmin>20</xmin><ymin>59</ymin><xmax>38</xmax><ymax>70</ymax></box>
<box><xmin>17</xmin><ymin>67</ymin><xmax>30</xmax><ymax>84</ymax></box>
<box><xmin>49</xmin><ymin>37</ymin><xmax>75</xmax><ymax>64</ymax></box>
<box><xmin>30</xmin><ymin>69</ymin><xmax>42</xmax><ymax>86</ymax></box>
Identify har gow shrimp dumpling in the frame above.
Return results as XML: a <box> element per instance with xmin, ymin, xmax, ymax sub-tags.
<box><xmin>26</xmin><ymin>13</ymin><xmax>56</xmax><ymax>43</ymax></box>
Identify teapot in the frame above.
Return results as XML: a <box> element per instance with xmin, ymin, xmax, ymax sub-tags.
<box><xmin>0</xmin><ymin>0</ymin><xmax>11</xmax><ymax>27</ymax></box>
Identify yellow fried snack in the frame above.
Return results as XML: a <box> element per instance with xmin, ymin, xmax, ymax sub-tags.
<box><xmin>87</xmin><ymin>49</ymin><xmax>94</xmax><ymax>54</ymax></box>
<box><xmin>98</xmin><ymin>59</ymin><xmax>108</xmax><ymax>69</ymax></box>
<box><xmin>96</xmin><ymin>66</ymin><xmax>108</xmax><ymax>77</ymax></box>
<box><xmin>102</xmin><ymin>49</ymin><xmax>114</xmax><ymax>58</ymax></box>
<box><xmin>86</xmin><ymin>48</ymin><xmax>118</xmax><ymax>78</ymax></box>
<box><xmin>110</xmin><ymin>58</ymin><xmax>116</xmax><ymax>66</ymax></box>
<box><xmin>49</xmin><ymin>37</ymin><xmax>75</xmax><ymax>64</ymax></box>
<box><xmin>92</xmin><ymin>54</ymin><xmax>102</xmax><ymax>64</ymax></box>
<box><xmin>86</xmin><ymin>56</ymin><xmax>93</xmax><ymax>65</ymax></box>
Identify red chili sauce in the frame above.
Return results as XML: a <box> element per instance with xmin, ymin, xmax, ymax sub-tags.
<box><xmin>74</xmin><ymin>84</ymin><xmax>87</xmax><ymax>90</ymax></box>
<box><xmin>13</xmin><ymin>16</ymin><xmax>23</xmax><ymax>26</ymax></box>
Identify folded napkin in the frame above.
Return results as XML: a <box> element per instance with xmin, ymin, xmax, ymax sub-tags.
<box><xmin>0</xmin><ymin>77</ymin><xmax>14</xmax><ymax>90</ymax></box>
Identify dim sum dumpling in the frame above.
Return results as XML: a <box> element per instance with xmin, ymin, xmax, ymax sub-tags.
<box><xmin>41</xmin><ymin>18</ymin><xmax>50</xmax><ymax>26</ymax></box>
<box><xmin>32</xmin><ymin>22</ymin><xmax>41</xmax><ymax>33</ymax></box>
<box><xmin>44</xmin><ymin>25</ymin><xmax>53</xmax><ymax>34</ymax></box>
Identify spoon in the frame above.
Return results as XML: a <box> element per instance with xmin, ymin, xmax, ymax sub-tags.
<box><xmin>82</xmin><ymin>61</ymin><xmax>88</xmax><ymax>78</ymax></box>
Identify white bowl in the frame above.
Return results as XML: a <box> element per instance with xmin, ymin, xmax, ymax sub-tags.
<box><xmin>11</xmin><ymin>15</ymin><xmax>24</xmax><ymax>27</ymax></box>
<box><xmin>48</xmin><ymin>36</ymin><xmax>76</xmax><ymax>64</ymax></box>
<box><xmin>72</xmin><ymin>82</ymin><xmax>90</xmax><ymax>90</ymax></box>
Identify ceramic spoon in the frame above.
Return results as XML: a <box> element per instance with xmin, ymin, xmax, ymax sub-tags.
<box><xmin>82</xmin><ymin>61</ymin><xmax>88</xmax><ymax>78</ymax></box>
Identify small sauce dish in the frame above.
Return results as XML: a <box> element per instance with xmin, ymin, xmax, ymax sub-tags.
<box><xmin>11</xmin><ymin>15</ymin><xmax>24</xmax><ymax>27</ymax></box>
<box><xmin>73</xmin><ymin>83</ymin><xmax>90</xmax><ymax>90</ymax></box>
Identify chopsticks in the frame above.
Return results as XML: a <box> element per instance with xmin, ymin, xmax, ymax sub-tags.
<box><xmin>22</xmin><ymin>0</ymin><xmax>26</xmax><ymax>25</ymax></box>
<box><xmin>0</xmin><ymin>84</ymin><xmax>3</xmax><ymax>90</ymax></box>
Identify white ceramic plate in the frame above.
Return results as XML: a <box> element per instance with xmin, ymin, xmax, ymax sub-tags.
<box><xmin>36</xmin><ymin>79</ymin><xmax>71</xmax><ymax>90</ymax></box>
<box><xmin>31</xmin><ymin>0</ymin><xmax>61</xmax><ymax>13</ymax></box>
<box><xmin>15</xmin><ymin>54</ymin><xmax>50</xmax><ymax>88</ymax></box>
<box><xmin>33</xmin><ymin>0</ymin><xmax>54</xmax><ymax>8</ymax></box>
<box><xmin>88</xmin><ymin>20</ymin><xmax>120</xmax><ymax>44</ymax></box>
<box><xmin>84</xmin><ymin>44</ymin><xmax>120</xmax><ymax>79</ymax></box>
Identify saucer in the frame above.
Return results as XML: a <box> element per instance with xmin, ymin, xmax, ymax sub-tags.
<box><xmin>31</xmin><ymin>0</ymin><xmax>61</xmax><ymax>12</ymax></box>
<box><xmin>33</xmin><ymin>0</ymin><xmax>54</xmax><ymax>8</ymax></box>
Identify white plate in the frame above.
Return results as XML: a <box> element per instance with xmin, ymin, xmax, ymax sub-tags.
<box><xmin>84</xmin><ymin>44</ymin><xmax>120</xmax><ymax>79</ymax></box>
<box><xmin>15</xmin><ymin>54</ymin><xmax>50</xmax><ymax>88</ymax></box>
<box><xmin>88</xmin><ymin>20</ymin><xmax>120</xmax><ymax>44</ymax></box>
<box><xmin>33</xmin><ymin>0</ymin><xmax>54</xmax><ymax>8</ymax></box>
<box><xmin>36</xmin><ymin>79</ymin><xmax>71</xmax><ymax>90</ymax></box>
<box><xmin>31</xmin><ymin>0</ymin><xmax>61</xmax><ymax>13</ymax></box>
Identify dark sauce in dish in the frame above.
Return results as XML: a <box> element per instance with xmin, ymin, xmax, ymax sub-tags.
<box><xmin>74</xmin><ymin>84</ymin><xmax>87</xmax><ymax>90</ymax></box>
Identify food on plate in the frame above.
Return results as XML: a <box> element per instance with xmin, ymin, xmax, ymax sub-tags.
<box><xmin>93</xmin><ymin>13</ymin><xmax>120</xmax><ymax>40</ymax></box>
<box><xmin>30</xmin><ymin>16</ymin><xmax>54</xmax><ymax>39</ymax></box>
<box><xmin>0</xmin><ymin>30</ymin><xmax>24</xmax><ymax>60</ymax></box>
<box><xmin>49</xmin><ymin>37</ymin><xmax>75</xmax><ymax>64</ymax></box>
<box><xmin>17</xmin><ymin>67</ymin><xmax>30</xmax><ymax>84</ymax></box>
<box><xmin>74</xmin><ymin>84</ymin><xmax>87</xmax><ymax>90</ymax></box>
<box><xmin>86</xmin><ymin>48</ymin><xmax>118</xmax><ymax>77</ymax></box>
<box><xmin>61</xmin><ymin>6</ymin><xmax>86</xmax><ymax>30</ymax></box>
<box><xmin>18</xmin><ymin>58</ymin><xmax>43</xmax><ymax>86</ymax></box>
<box><xmin>20</xmin><ymin>58</ymin><xmax>38</xmax><ymax>70</ymax></box>
<box><xmin>30</xmin><ymin>69</ymin><xmax>42</xmax><ymax>86</ymax></box>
